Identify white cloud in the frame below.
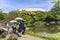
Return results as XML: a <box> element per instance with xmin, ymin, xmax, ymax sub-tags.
<box><xmin>19</xmin><ymin>8</ymin><xmax>47</xmax><ymax>12</ymax></box>
<box><xmin>0</xmin><ymin>0</ymin><xmax>57</xmax><ymax>12</ymax></box>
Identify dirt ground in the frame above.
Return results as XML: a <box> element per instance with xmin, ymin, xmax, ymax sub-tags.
<box><xmin>18</xmin><ymin>35</ymin><xmax>48</xmax><ymax>40</ymax></box>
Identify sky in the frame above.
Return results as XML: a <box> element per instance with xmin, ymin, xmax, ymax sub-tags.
<box><xmin>0</xmin><ymin>0</ymin><xmax>57</xmax><ymax>12</ymax></box>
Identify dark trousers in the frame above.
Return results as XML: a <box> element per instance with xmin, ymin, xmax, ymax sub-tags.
<box><xmin>22</xmin><ymin>27</ymin><xmax>26</xmax><ymax>34</ymax></box>
<box><xmin>12</xmin><ymin>27</ymin><xmax>16</xmax><ymax>33</ymax></box>
<box><xmin>18</xmin><ymin>28</ymin><xmax>22</xmax><ymax>33</ymax></box>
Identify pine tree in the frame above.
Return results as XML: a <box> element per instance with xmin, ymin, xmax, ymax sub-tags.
<box><xmin>51</xmin><ymin>0</ymin><xmax>60</xmax><ymax>15</ymax></box>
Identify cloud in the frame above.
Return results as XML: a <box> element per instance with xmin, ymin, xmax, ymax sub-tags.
<box><xmin>16</xmin><ymin>0</ymin><xmax>55</xmax><ymax>11</ymax></box>
<box><xmin>0</xmin><ymin>0</ymin><xmax>57</xmax><ymax>12</ymax></box>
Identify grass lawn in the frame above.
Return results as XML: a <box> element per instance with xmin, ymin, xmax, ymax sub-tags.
<box><xmin>26</xmin><ymin>31</ymin><xmax>60</xmax><ymax>40</ymax></box>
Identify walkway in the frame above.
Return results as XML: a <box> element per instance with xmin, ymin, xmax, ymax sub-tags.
<box><xmin>18</xmin><ymin>35</ymin><xmax>48</xmax><ymax>40</ymax></box>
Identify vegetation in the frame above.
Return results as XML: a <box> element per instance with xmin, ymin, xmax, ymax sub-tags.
<box><xmin>26</xmin><ymin>30</ymin><xmax>60</xmax><ymax>40</ymax></box>
<box><xmin>8</xmin><ymin>34</ymin><xmax>17</xmax><ymax>40</ymax></box>
<box><xmin>0</xmin><ymin>32</ymin><xmax>8</xmax><ymax>38</ymax></box>
<box><xmin>0</xmin><ymin>0</ymin><xmax>59</xmax><ymax>40</ymax></box>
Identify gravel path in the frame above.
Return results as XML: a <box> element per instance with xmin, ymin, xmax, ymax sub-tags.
<box><xmin>18</xmin><ymin>35</ymin><xmax>48</xmax><ymax>40</ymax></box>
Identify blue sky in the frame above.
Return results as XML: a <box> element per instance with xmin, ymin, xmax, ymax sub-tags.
<box><xmin>0</xmin><ymin>0</ymin><xmax>57</xmax><ymax>12</ymax></box>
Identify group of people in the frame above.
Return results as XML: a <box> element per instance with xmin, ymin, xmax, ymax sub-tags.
<box><xmin>5</xmin><ymin>20</ymin><xmax>26</xmax><ymax>37</ymax></box>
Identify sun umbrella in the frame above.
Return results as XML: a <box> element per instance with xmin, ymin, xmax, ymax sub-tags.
<box><xmin>15</xmin><ymin>17</ymin><xmax>24</xmax><ymax>21</ymax></box>
<box><xmin>10</xmin><ymin>20</ymin><xmax>17</xmax><ymax>23</ymax></box>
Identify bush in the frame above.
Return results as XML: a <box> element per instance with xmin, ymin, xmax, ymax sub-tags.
<box><xmin>0</xmin><ymin>32</ymin><xmax>8</xmax><ymax>38</ymax></box>
<box><xmin>8</xmin><ymin>34</ymin><xmax>17</xmax><ymax>40</ymax></box>
<box><xmin>26</xmin><ymin>30</ymin><xmax>60</xmax><ymax>40</ymax></box>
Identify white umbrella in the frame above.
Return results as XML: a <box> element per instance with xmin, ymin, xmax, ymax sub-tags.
<box><xmin>10</xmin><ymin>20</ymin><xmax>17</xmax><ymax>23</ymax></box>
<box><xmin>15</xmin><ymin>17</ymin><xmax>24</xmax><ymax>21</ymax></box>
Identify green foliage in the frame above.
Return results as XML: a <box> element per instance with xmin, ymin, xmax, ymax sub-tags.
<box><xmin>51</xmin><ymin>0</ymin><xmax>60</xmax><ymax>20</ymax></box>
<box><xmin>0</xmin><ymin>11</ymin><xmax>7</xmax><ymax>21</ymax></box>
<box><xmin>6</xmin><ymin>10</ymin><xmax>19</xmax><ymax>21</ymax></box>
<box><xmin>0</xmin><ymin>1</ymin><xmax>59</xmax><ymax>40</ymax></box>
<box><xmin>8</xmin><ymin>34</ymin><xmax>17</xmax><ymax>40</ymax></box>
<box><xmin>0</xmin><ymin>1</ymin><xmax>59</xmax><ymax>33</ymax></box>
<box><xmin>26</xmin><ymin>30</ymin><xmax>60</xmax><ymax>40</ymax></box>
<box><xmin>0</xmin><ymin>13</ymin><xmax>4</xmax><ymax>20</ymax></box>
<box><xmin>38</xmin><ymin>32</ymin><xmax>60</xmax><ymax>40</ymax></box>
<box><xmin>17</xmin><ymin>10</ymin><xmax>48</xmax><ymax>25</ymax></box>
<box><xmin>0</xmin><ymin>32</ymin><xmax>8</xmax><ymax>38</ymax></box>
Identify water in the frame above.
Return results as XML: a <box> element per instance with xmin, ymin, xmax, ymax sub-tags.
<box><xmin>36</xmin><ymin>32</ymin><xmax>50</xmax><ymax>34</ymax></box>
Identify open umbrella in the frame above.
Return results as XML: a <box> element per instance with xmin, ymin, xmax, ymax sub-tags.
<box><xmin>10</xmin><ymin>20</ymin><xmax>17</xmax><ymax>23</ymax></box>
<box><xmin>15</xmin><ymin>17</ymin><xmax>24</xmax><ymax>21</ymax></box>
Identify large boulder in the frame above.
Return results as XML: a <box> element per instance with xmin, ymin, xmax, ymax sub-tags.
<box><xmin>0</xmin><ymin>27</ymin><xmax>8</xmax><ymax>34</ymax></box>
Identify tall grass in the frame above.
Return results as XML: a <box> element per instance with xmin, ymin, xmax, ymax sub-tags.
<box><xmin>26</xmin><ymin>30</ymin><xmax>60</xmax><ymax>40</ymax></box>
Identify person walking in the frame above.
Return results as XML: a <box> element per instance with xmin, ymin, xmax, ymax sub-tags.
<box><xmin>22</xmin><ymin>21</ymin><xmax>26</xmax><ymax>35</ymax></box>
<box><xmin>12</xmin><ymin>23</ymin><xmax>17</xmax><ymax>33</ymax></box>
<box><xmin>5</xmin><ymin>21</ymin><xmax>9</xmax><ymax>33</ymax></box>
<box><xmin>5</xmin><ymin>22</ymin><xmax>9</xmax><ymax>31</ymax></box>
<box><xmin>18</xmin><ymin>21</ymin><xmax>24</xmax><ymax>37</ymax></box>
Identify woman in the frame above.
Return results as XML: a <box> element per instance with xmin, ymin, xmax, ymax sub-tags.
<box><xmin>12</xmin><ymin>23</ymin><xmax>17</xmax><ymax>33</ymax></box>
<box><xmin>5</xmin><ymin>22</ymin><xmax>9</xmax><ymax>31</ymax></box>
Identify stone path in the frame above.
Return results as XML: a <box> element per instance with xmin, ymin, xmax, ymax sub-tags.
<box><xmin>18</xmin><ymin>35</ymin><xmax>48</xmax><ymax>40</ymax></box>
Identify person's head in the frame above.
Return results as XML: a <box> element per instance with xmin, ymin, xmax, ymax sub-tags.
<box><xmin>19</xmin><ymin>20</ymin><xmax>22</xmax><ymax>23</ymax></box>
<box><xmin>19</xmin><ymin>20</ymin><xmax>26</xmax><ymax>23</ymax></box>
<box><xmin>13</xmin><ymin>22</ymin><xmax>16</xmax><ymax>24</ymax></box>
<box><xmin>22</xmin><ymin>21</ymin><xmax>25</xmax><ymax>23</ymax></box>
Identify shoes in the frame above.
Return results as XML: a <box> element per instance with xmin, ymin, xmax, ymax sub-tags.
<box><xmin>18</xmin><ymin>33</ymin><xmax>22</xmax><ymax>37</ymax></box>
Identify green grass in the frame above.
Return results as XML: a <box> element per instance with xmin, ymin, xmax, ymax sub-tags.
<box><xmin>26</xmin><ymin>30</ymin><xmax>60</xmax><ymax>40</ymax></box>
<box><xmin>8</xmin><ymin>34</ymin><xmax>17</xmax><ymax>40</ymax></box>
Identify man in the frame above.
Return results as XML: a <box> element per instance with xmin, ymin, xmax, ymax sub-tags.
<box><xmin>18</xmin><ymin>21</ymin><xmax>24</xmax><ymax>37</ymax></box>
<box><xmin>22</xmin><ymin>21</ymin><xmax>26</xmax><ymax>35</ymax></box>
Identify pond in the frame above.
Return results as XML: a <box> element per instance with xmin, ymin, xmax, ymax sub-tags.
<box><xmin>36</xmin><ymin>32</ymin><xmax>50</xmax><ymax>34</ymax></box>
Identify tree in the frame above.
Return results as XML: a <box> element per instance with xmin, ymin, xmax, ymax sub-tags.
<box><xmin>0</xmin><ymin>13</ymin><xmax>4</xmax><ymax>20</ymax></box>
<box><xmin>0</xmin><ymin>10</ymin><xmax>5</xmax><ymax>21</ymax></box>
<box><xmin>48</xmin><ymin>0</ymin><xmax>60</xmax><ymax>33</ymax></box>
<box><xmin>6</xmin><ymin>10</ymin><xmax>19</xmax><ymax>21</ymax></box>
<box><xmin>51</xmin><ymin>0</ymin><xmax>60</xmax><ymax>20</ymax></box>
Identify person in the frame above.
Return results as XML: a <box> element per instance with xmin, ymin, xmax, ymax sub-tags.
<box><xmin>22</xmin><ymin>21</ymin><xmax>26</xmax><ymax>35</ymax></box>
<box><xmin>18</xmin><ymin>21</ymin><xmax>24</xmax><ymax>37</ymax></box>
<box><xmin>12</xmin><ymin>23</ymin><xmax>17</xmax><ymax>33</ymax></box>
<box><xmin>5</xmin><ymin>22</ymin><xmax>9</xmax><ymax>31</ymax></box>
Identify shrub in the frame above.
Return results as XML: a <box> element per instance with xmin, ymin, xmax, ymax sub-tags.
<box><xmin>26</xmin><ymin>30</ymin><xmax>60</xmax><ymax>40</ymax></box>
<box><xmin>8</xmin><ymin>34</ymin><xmax>17</xmax><ymax>40</ymax></box>
<box><xmin>0</xmin><ymin>32</ymin><xmax>8</xmax><ymax>38</ymax></box>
